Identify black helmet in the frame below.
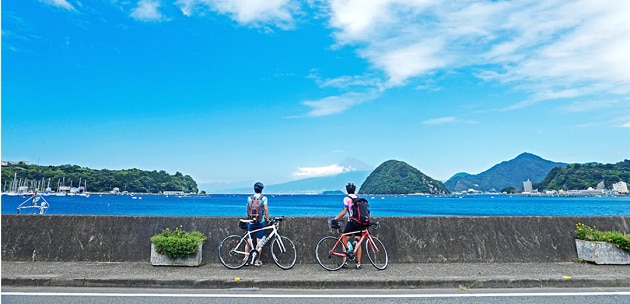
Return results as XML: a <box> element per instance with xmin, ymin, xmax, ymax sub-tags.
<box><xmin>254</xmin><ymin>182</ymin><xmax>264</xmax><ymax>193</ymax></box>
<box><xmin>346</xmin><ymin>182</ymin><xmax>356</xmax><ymax>193</ymax></box>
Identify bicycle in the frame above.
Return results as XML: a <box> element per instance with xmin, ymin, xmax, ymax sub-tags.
<box><xmin>218</xmin><ymin>216</ymin><xmax>297</xmax><ymax>270</ymax></box>
<box><xmin>315</xmin><ymin>219</ymin><xmax>388</xmax><ymax>270</ymax></box>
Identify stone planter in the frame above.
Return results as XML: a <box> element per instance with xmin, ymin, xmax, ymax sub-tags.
<box><xmin>150</xmin><ymin>243</ymin><xmax>203</xmax><ymax>266</ymax></box>
<box><xmin>575</xmin><ymin>239</ymin><xmax>630</xmax><ymax>265</ymax></box>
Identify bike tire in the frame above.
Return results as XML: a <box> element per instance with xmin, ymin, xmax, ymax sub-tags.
<box><xmin>315</xmin><ymin>236</ymin><xmax>347</xmax><ymax>271</ymax></box>
<box><xmin>270</xmin><ymin>235</ymin><xmax>297</xmax><ymax>270</ymax></box>
<box><xmin>365</xmin><ymin>236</ymin><xmax>388</xmax><ymax>270</ymax></box>
<box><xmin>218</xmin><ymin>235</ymin><xmax>248</xmax><ymax>269</ymax></box>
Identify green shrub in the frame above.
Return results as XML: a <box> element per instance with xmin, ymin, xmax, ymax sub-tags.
<box><xmin>151</xmin><ymin>227</ymin><xmax>207</xmax><ymax>259</ymax></box>
<box><xmin>575</xmin><ymin>223</ymin><xmax>630</xmax><ymax>252</ymax></box>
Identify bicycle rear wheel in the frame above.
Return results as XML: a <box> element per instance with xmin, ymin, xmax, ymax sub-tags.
<box><xmin>218</xmin><ymin>235</ymin><xmax>248</xmax><ymax>269</ymax></box>
<box><xmin>315</xmin><ymin>236</ymin><xmax>347</xmax><ymax>271</ymax></box>
<box><xmin>270</xmin><ymin>235</ymin><xmax>297</xmax><ymax>270</ymax></box>
<box><xmin>365</xmin><ymin>236</ymin><xmax>388</xmax><ymax>270</ymax></box>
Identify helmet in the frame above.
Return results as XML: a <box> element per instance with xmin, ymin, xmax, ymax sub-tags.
<box><xmin>346</xmin><ymin>182</ymin><xmax>356</xmax><ymax>193</ymax></box>
<box><xmin>254</xmin><ymin>182</ymin><xmax>264</xmax><ymax>193</ymax></box>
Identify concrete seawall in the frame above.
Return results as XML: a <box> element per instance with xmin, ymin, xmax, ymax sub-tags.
<box><xmin>2</xmin><ymin>215</ymin><xmax>629</xmax><ymax>263</ymax></box>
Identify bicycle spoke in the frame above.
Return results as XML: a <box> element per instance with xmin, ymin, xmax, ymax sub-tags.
<box><xmin>315</xmin><ymin>236</ymin><xmax>347</xmax><ymax>271</ymax></box>
<box><xmin>218</xmin><ymin>235</ymin><xmax>248</xmax><ymax>269</ymax></box>
<box><xmin>365</xmin><ymin>236</ymin><xmax>388</xmax><ymax>270</ymax></box>
<box><xmin>270</xmin><ymin>235</ymin><xmax>297</xmax><ymax>270</ymax></box>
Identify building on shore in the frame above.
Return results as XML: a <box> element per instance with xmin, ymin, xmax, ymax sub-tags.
<box><xmin>612</xmin><ymin>181</ymin><xmax>628</xmax><ymax>194</ymax></box>
<box><xmin>523</xmin><ymin>179</ymin><xmax>533</xmax><ymax>194</ymax></box>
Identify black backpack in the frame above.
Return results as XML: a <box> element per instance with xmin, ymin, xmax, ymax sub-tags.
<box><xmin>349</xmin><ymin>196</ymin><xmax>371</xmax><ymax>225</ymax></box>
<box><xmin>247</xmin><ymin>195</ymin><xmax>265</xmax><ymax>223</ymax></box>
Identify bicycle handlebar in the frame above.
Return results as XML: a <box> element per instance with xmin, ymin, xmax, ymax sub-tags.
<box><xmin>329</xmin><ymin>218</ymin><xmax>381</xmax><ymax>230</ymax></box>
<box><xmin>268</xmin><ymin>216</ymin><xmax>285</xmax><ymax>225</ymax></box>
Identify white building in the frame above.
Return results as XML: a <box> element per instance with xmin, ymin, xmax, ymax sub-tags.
<box><xmin>612</xmin><ymin>181</ymin><xmax>628</xmax><ymax>194</ymax></box>
<box><xmin>523</xmin><ymin>179</ymin><xmax>533</xmax><ymax>193</ymax></box>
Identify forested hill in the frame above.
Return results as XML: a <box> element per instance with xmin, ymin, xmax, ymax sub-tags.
<box><xmin>534</xmin><ymin>160</ymin><xmax>630</xmax><ymax>191</ymax></box>
<box><xmin>359</xmin><ymin>160</ymin><xmax>450</xmax><ymax>194</ymax></box>
<box><xmin>1</xmin><ymin>163</ymin><xmax>198</xmax><ymax>193</ymax></box>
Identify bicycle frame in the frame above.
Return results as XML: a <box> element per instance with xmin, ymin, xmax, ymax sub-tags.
<box><xmin>219</xmin><ymin>216</ymin><xmax>297</xmax><ymax>270</ymax></box>
<box><xmin>237</xmin><ymin>220</ymin><xmax>288</xmax><ymax>258</ymax></box>
<box><xmin>315</xmin><ymin>220</ymin><xmax>388</xmax><ymax>270</ymax></box>
<box><xmin>333</xmin><ymin>226</ymin><xmax>381</xmax><ymax>258</ymax></box>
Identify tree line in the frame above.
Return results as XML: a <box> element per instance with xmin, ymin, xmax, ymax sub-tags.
<box><xmin>1</xmin><ymin>163</ymin><xmax>198</xmax><ymax>194</ymax></box>
<box><xmin>533</xmin><ymin>160</ymin><xmax>630</xmax><ymax>191</ymax></box>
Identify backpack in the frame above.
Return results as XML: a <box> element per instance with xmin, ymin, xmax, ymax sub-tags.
<box><xmin>247</xmin><ymin>195</ymin><xmax>265</xmax><ymax>223</ymax></box>
<box><xmin>349</xmin><ymin>196</ymin><xmax>371</xmax><ymax>225</ymax></box>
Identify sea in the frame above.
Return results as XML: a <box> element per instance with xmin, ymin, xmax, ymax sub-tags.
<box><xmin>2</xmin><ymin>193</ymin><xmax>630</xmax><ymax>217</ymax></box>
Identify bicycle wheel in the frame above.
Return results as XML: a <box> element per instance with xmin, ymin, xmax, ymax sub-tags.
<box><xmin>365</xmin><ymin>236</ymin><xmax>388</xmax><ymax>270</ymax></box>
<box><xmin>315</xmin><ymin>236</ymin><xmax>347</xmax><ymax>271</ymax></box>
<box><xmin>270</xmin><ymin>235</ymin><xmax>297</xmax><ymax>270</ymax></box>
<box><xmin>218</xmin><ymin>235</ymin><xmax>248</xmax><ymax>269</ymax></box>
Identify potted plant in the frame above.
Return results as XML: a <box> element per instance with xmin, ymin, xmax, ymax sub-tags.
<box><xmin>150</xmin><ymin>226</ymin><xmax>207</xmax><ymax>266</ymax></box>
<box><xmin>574</xmin><ymin>222</ymin><xmax>630</xmax><ymax>264</ymax></box>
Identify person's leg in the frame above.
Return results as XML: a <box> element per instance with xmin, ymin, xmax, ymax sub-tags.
<box><xmin>245</xmin><ymin>224</ymin><xmax>256</xmax><ymax>265</ymax></box>
<box><xmin>254</xmin><ymin>223</ymin><xmax>264</xmax><ymax>265</ymax></box>
<box><xmin>342</xmin><ymin>223</ymin><xmax>354</xmax><ymax>252</ymax></box>
<box><xmin>355</xmin><ymin>232</ymin><xmax>362</xmax><ymax>268</ymax></box>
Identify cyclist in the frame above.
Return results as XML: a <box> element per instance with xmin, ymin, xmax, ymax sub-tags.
<box><xmin>331</xmin><ymin>182</ymin><xmax>367</xmax><ymax>269</ymax></box>
<box><xmin>246</xmin><ymin>182</ymin><xmax>270</xmax><ymax>266</ymax></box>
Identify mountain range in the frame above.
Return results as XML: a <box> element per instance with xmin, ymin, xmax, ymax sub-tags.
<box><xmin>202</xmin><ymin>158</ymin><xmax>372</xmax><ymax>194</ymax></box>
<box><xmin>205</xmin><ymin>152</ymin><xmax>570</xmax><ymax>194</ymax></box>
<box><xmin>443</xmin><ymin>152</ymin><xmax>567</xmax><ymax>192</ymax></box>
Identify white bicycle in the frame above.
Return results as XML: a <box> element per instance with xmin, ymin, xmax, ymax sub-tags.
<box><xmin>218</xmin><ymin>217</ymin><xmax>297</xmax><ymax>270</ymax></box>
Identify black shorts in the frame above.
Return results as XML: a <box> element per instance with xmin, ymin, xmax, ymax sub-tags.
<box><xmin>343</xmin><ymin>220</ymin><xmax>367</xmax><ymax>236</ymax></box>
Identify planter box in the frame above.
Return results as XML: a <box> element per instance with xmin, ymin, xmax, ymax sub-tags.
<box><xmin>575</xmin><ymin>239</ymin><xmax>630</xmax><ymax>265</ymax></box>
<box><xmin>150</xmin><ymin>243</ymin><xmax>203</xmax><ymax>266</ymax></box>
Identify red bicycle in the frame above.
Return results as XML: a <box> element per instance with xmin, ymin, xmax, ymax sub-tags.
<box><xmin>315</xmin><ymin>219</ymin><xmax>388</xmax><ymax>270</ymax></box>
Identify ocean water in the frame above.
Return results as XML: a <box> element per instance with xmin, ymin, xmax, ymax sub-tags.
<box><xmin>2</xmin><ymin>194</ymin><xmax>629</xmax><ymax>217</ymax></box>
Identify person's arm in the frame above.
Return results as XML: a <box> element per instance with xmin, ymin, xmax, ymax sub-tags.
<box><xmin>333</xmin><ymin>208</ymin><xmax>346</xmax><ymax>221</ymax></box>
<box><xmin>264</xmin><ymin>203</ymin><xmax>270</xmax><ymax>222</ymax></box>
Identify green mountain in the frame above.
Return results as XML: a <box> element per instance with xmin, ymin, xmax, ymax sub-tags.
<box><xmin>359</xmin><ymin>160</ymin><xmax>449</xmax><ymax>194</ymax></box>
<box><xmin>534</xmin><ymin>160</ymin><xmax>630</xmax><ymax>190</ymax></box>
<box><xmin>1</xmin><ymin>163</ymin><xmax>198</xmax><ymax>193</ymax></box>
<box><xmin>444</xmin><ymin>152</ymin><xmax>567</xmax><ymax>192</ymax></box>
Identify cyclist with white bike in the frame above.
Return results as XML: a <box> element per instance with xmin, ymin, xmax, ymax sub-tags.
<box><xmin>246</xmin><ymin>182</ymin><xmax>269</xmax><ymax>266</ymax></box>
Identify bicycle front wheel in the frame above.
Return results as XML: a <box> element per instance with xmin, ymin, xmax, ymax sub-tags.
<box><xmin>218</xmin><ymin>235</ymin><xmax>248</xmax><ymax>269</ymax></box>
<box><xmin>270</xmin><ymin>235</ymin><xmax>297</xmax><ymax>270</ymax></box>
<box><xmin>365</xmin><ymin>236</ymin><xmax>388</xmax><ymax>270</ymax></box>
<box><xmin>315</xmin><ymin>236</ymin><xmax>347</xmax><ymax>271</ymax></box>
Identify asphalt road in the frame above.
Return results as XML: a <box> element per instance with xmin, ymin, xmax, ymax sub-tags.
<box><xmin>3</xmin><ymin>287</ymin><xmax>630</xmax><ymax>304</ymax></box>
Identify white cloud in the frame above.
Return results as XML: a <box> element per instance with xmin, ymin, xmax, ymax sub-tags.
<box><xmin>40</xmin><ymin>0</ymin><xmax>76</xmax><ymax>11</ymax></box>
<box><xmin>131</xmin><ymin>0</ymin><xmax>166</xmax><ymax>22</ymax></box>
<box><xmin>176</xmin><ymin>0</ymin><xmax>197</xmax><ymax>17</ymax></box>
<box><xmin>177</xmin><ymin>0</ymin><xmax>299</xmax><ymax>30</ymax></box>
<box><xmin>325</xmin><ymin>0</ymin><xmax>630</xmax><ymax>106</ymax></box>
<box><xmin>622</xmin><ymin>122</ymin><xmax>630</xmax><ymax>128</ymax></box>
<box><xmin>319</xmin><ymin>75</ymin><xmax>382</xmax><ymax>89</ymax></box>
<box><xmin>292</xmin><ymin>164</ymin><xmax>353</xmax><ymax>178</ymax></box>
<box><xmin>562</xmin><ymin>99</ymin><xmax>620</xmax><ymax>113</ymax></box>
<box><xmin>302</xmin><ymin>91</ymin><xmax>378</xmax><ymax>117</ymax></box>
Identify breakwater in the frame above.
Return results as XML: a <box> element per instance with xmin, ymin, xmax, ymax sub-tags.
<box><xmin>2</xmin><ymin>215</ymin><xmax>629</xmax><ymax>263</ymax></box>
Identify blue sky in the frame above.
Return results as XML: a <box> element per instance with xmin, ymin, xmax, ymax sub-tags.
<box><xmin>2</xmin><ymin>0</ymin><xmax>629</xmax><ymax>190</ymax></box>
